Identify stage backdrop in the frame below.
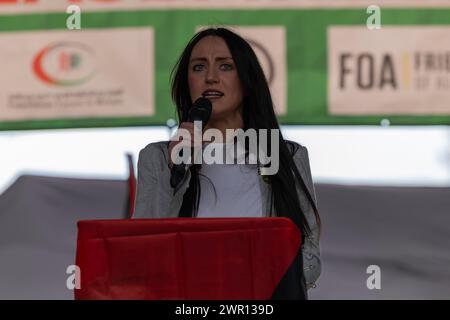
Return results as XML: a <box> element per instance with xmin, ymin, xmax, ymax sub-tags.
<box><xmin>1</xmin><ymin>0</ymin><xmax>450</xmax><ymax>130</ymax></box>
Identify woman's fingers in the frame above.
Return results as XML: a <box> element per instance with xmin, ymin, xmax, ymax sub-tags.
<box><xmin>168</xmin><ymin>122</ymin><xmax>199</xmax><ymax>168</ymax></box>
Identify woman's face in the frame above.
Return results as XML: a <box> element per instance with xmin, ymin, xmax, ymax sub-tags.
<box><xmin>188</xmin><ymin>36</ymin><xmax>244</xmax><ymax>121</ymax></box>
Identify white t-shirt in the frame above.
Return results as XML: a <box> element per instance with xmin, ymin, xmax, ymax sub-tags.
<box><xmin>196</xmin><ymin>142</ymin><xmax>263</xmax><ymax>218</ymax></box>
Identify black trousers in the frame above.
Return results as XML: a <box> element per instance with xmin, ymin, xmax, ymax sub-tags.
<box><xmin>270</xmin><ymin>249</ymin><xmax>308</xmax><ymax>300</ymax></box>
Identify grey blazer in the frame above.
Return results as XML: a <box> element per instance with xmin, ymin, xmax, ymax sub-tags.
<box><xmin>134</xmin><ymin>140</ymin><xmax>321</xmax><ymax>289</ymax></box>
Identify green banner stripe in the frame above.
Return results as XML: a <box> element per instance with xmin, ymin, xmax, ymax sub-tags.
<box><xmin>1</xmin><ymin>9</ymin><xmax>450</xmax><ymax>130</ymax></box>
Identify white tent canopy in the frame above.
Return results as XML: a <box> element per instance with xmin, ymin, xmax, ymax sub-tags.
<box><xmin>0</xmin><ymin>175</ymin><xmax>449</xmax><ymax>299</ymax></box>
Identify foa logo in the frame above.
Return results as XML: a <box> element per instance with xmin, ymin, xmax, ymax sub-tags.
<box><xmin>32</xmin><ymin>42</ymin><xmax>97</xmax><ymax>86</ymax></box>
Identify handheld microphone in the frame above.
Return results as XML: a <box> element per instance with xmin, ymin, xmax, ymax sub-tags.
<box><xmin>170</xmin><ymin>97</ymin><xmax>212</xmax><ymax>189</ymax></box>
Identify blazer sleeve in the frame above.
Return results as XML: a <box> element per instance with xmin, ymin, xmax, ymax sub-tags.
<box><xmin>133</xmin><ymin>142</ymin><xmax>192</xmax><ymax>219</ymax></box>
<box><xmin>292</xmin><ymin>144</ymin><xmax>322</xmax><ymax>289</ymax></box>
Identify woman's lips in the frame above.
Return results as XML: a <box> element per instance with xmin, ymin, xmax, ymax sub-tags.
<box><xmin>204</xmin><ymin>95</ymin><xmax>223</xmax><ymax>100</ymax></box>
<box><xmin>202</xmin><ymin>90</ymin><xmax>224</xmax><ymax>100</ymax></box>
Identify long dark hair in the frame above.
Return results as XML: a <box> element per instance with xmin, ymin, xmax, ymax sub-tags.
<box><xmin>170</xmin><ymin>27</ymin><xmax>320</xmax><ymax>239</ymax></box>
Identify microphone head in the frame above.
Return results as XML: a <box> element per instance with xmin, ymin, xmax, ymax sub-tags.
<box><xmin>188</xmin><ymin>97</ymin><xmax>212</xmax><ymax>124</ymax></box>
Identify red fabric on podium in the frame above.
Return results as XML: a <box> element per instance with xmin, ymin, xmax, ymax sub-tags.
<box><xmin>75</xmin><ymin>217</ymin><xmax>301</xmax><ymax>300</ymax></box>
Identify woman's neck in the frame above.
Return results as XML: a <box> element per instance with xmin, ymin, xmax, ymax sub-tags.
<box><xmin>203</xmin><ymin>110</ymin><xmax>244</xmax><ymax>142</ymax></box>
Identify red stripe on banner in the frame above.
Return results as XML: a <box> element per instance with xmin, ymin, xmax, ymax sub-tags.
<box><xmin>0</xmin><ymin>0</ymin><xmax>38</xmax><ymax>3</ymax></box>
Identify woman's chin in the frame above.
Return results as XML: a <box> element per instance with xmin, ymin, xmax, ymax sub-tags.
<box><xmin>207</xmin><ymin>97</ymin><xmax>223</xmax><ymax>105</ymax></box>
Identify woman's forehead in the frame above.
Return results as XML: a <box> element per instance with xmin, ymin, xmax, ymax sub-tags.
<box><xmin>191</xmin><ymin>36</ymin><xmax>232</xmax><ymax>59</ymax></box>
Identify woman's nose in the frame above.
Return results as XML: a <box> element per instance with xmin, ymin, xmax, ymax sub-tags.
<box><xmin>205</xmin><ymin>68</ymin><xmax>219</xmax><ymax>84</ymax></box>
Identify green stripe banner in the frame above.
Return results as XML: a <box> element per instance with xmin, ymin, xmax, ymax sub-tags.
<box><xmin>1</xmin><ymin>3</ymin><xmax>450</xmax><ymax>130</ymax></box>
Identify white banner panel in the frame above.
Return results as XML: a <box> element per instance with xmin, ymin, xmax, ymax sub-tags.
<box><xmin>232</xmin><ymin>26</ymin><xmax>287</xmax><ymax>115</ymax></box>
<box><xmin>328</xmin><ymin>26</ymin><xmax>450</xmax><ymax>115</ymax></box>
<box><xmin>0</xmin><ymin>27</ymin><xmax>154</xmax><ymax>121</ymax></box>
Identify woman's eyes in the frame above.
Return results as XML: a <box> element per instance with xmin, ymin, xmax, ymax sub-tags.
<box><xmin>192</xmin><ymin>63</ymin><xmax>234</xmax><ymax>71</ymax></box>
<box><xmin>192</xmin><ymin>64</ymin><xmax>205</xmax><ymax>71</ymax></box>
<box><xmin>220</xmin><ymin>63</ymin><xmax>233</xmax><ymax>71</ymax></box>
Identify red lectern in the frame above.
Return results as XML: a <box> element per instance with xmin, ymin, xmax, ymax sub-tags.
<box><xmin>75</xmin><ymin>217</ymin><xmax>301</xmax><ymax>300</ymax></box>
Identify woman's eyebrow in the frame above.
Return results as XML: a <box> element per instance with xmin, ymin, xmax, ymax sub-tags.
<box><xmin>190</xmin><ymin>56</ymin><xmax>233</xmax><ymax>63</ymax></box>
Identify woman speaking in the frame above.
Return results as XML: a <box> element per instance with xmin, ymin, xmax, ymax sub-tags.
<box><xmin>134</xmin><ymin>27</ymin><xmax>321</xmax><ymax>299</ymax></box>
